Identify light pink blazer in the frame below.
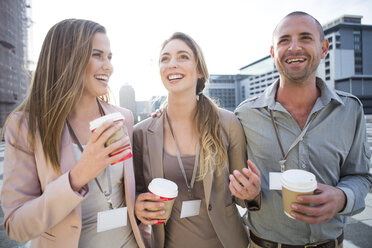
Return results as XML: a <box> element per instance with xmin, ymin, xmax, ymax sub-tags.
<box><xmin>1</xmin><ymin>102</ymin><xmax>146</xmax><ymax>248</ymax></box>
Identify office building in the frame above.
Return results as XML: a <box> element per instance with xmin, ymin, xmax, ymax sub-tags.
<box><xmin>204</xmin><ymin>74</ymin><xmax>249</xmax><ymax>112</ymax></box>
<box><xmin>135</xmin><ymin>96</ymin><xmax>166</xmax><ymax>123</ymax></box>
<box><xmin>0</xmin><ymin>0</ymin><xmax>31</xmax><ymax>126</ymax></box>
<box><xmin>239</xmin><ymin>56</ymin><xmax>279</xmax><ymax>98</ymax></box>
<box><xmin>119</xmin><ymin>84</ymin><xmax>136</xmax><ymax>117</ymax></box>
<box><xmin>319</xmin><ymin>15</ymin><xmax>372</xmax><ymax>113</ymax></box>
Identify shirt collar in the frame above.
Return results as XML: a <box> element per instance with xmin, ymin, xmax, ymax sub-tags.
<box><xmin>249</xmin><ymin>77</ymin><xmax>344</xmax><ymax>109</ymax></box>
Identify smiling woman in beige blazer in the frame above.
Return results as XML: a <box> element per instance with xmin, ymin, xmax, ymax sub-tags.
<box><xmin>1</xmin><ymin>19</ymin><xmax>145</xmax><ymax>248</ymax></box>
<box><xmin>134</xmin><ymin>32</ymin><xmax>261</xmax><ymax>248</ymax></box>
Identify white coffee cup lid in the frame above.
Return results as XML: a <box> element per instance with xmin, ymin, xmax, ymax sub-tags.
<box><xmin>281</xmin><ymin>169</ymin><xmax>317</xmax><ymax>192</ymax></box>
<box><xmin>148</xmin><ymin>178</ymin><xmax>178</xmax><ymax>198</ymax></box>
<box><xmin>89</xmin><ymin>112</ymin><xmax>124</xmax><ymax>131</ymax></box>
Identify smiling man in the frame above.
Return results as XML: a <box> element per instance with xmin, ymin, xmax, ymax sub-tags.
<box><xmin>235</xmin><ymin>11</ymin><xmax>372</xmax><ymax>248</ymax></box>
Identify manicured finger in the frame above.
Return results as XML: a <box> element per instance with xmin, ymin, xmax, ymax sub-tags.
<box><xmin>229</xmin><ymin>180</ymin><xmax>246</xmax><ymax>199</ymax></box>
<box><xmin>232</xmin><ymin>170</ymin><xmax>250</xmax><ymax>187</ymax></box>
<box><xmin>89</xmin><ymin>119</ymin><xmax>116</xmax><ymax>143</ymax></box>
<box><xmin>247</xmin><ymin>160</ymin><xmax>261</xmax><ymax>178</ymax></box>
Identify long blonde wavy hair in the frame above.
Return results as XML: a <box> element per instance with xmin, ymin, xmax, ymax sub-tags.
<box><xmin>3</xmin><ymin>19</ymin><xmax>109</xmax><ymax>172</ymax></box>
<box><xmin>161</xmin><ymin>32</ymin><xmax>227</xmax><ymax>180</ymax></box>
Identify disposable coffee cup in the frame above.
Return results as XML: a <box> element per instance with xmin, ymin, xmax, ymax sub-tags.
<box><xmin>89</xmin><ymin>112</ymin><xmax>132</xmax><ymax>165</ymax></box>
<box><xmin>281</xmin><ymin>169</ymin><xmax>317</xmax><ymax>219</ymax></box>
<box><xmin>148</xmin><ymin>178</ymin><xmax>178</xmax><ymax>225</ymax></box>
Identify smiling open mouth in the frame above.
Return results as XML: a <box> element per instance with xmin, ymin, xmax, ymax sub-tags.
<box><xmin>168</xmin><ymin>74</ymin><xmax>184</xmax><ymax>81</ymax></box>
<box><xmin>94</xmin><ymin>74</ymin><xmax>109</xmax><ymax>81</ymax></box>
<box><xmin>285</xmin><ymin>58</ymin><xmax>306</xmax><ymax>64</ymax></box>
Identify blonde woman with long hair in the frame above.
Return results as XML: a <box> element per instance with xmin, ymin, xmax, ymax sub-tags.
<box><xmin>134</xmin><ymin>32</ymin><xmax>261</xmax><ymax>248</ymax></box>
<box><xmin>1</xmin><ymin>19</ymin><xmax>145</xmax><ymax>248</ymax></box>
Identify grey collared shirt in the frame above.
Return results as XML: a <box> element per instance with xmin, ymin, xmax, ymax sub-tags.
<box><xmin>235</xmin><ymin>78</ymin><xmax>372</xmax><ymax>245</ymax></box>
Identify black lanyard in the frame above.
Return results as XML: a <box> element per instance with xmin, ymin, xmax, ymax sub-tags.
<box><xmin>165</xmin><ymin>110</ymin><xmax>200</xmax><ymax>199</ymax></box>
<box><xmin>66</xmin><ymin>99</ymin><xmax>114</xmax><ymax>208</ymax></box>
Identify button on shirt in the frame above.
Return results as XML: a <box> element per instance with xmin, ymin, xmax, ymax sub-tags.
<box><xmin>235</xmin><ymin>78</ymin><xmax>372</xmax><ymax>245</ymax></box>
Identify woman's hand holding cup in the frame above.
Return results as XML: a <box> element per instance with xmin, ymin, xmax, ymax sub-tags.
<box><xmin>135</xmin><ymin>193</ymin><xmax>166</xmax><ymax>225</ymax></box>
<box><xmin>69</xmin><ymin>118</ymin><xmax>131</xmax><ymax>192</ymax></box>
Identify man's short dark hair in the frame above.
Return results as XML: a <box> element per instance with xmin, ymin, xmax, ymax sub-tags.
<box><xmin>273</xmin><ymin>11</ymin><xmax>325</xmax><ymax>42</ymax></box>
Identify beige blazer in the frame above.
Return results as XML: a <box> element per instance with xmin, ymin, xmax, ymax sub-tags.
<box><xmin>133</xmin><ymin>108</ymin><xmax>249</xmax><ymax>248</ymax></box>
<box><xmin>1</xmin><ymin>102</ymin><xmax>145</xmax><ymax>248</ymax></box>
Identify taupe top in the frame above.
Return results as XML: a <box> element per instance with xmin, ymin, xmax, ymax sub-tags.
<box><xmin>163</xmin><ymin>151</ymin><xmax>223</xmax><ymax>248</ymax></box>
<box><xmin>73</xmin><ymin>145</ymin><xmax>137</xmax><ymax>248</ymax></box>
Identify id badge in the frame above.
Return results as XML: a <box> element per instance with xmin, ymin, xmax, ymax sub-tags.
<box><xmin>180</xmin><ymin>200</ymin><xmax>201</xmax><ymax>218</ymax></box>
<box><xmin>97</xmin><ymin>207</ymin><xmax>127</xmax><ymax>232</ymax></box>
<box><xmin>269</xmin><ymin>172</ymin><xmax>283</xmax><ymax>190</ymax></box>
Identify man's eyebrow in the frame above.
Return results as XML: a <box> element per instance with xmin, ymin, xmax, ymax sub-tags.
<box><xmin>278</xmin><ymin>34</ymin><xmax>290</xmax><ymax>40</ymax></box>
<box><xmin>299</xmin><ymin>32</ymin><xmax>314</xmax><ymax>36</ymax></box>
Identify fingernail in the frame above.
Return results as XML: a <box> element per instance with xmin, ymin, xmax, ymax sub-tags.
<box><xmin>290</xmin><ymin>211</ymin><xmax>296</xmax><ymax>218</ymax></box>
<box><xmin>291</xmin><ymin>204</ymin><xmax>297</xmax><ymax>210</ymax></box>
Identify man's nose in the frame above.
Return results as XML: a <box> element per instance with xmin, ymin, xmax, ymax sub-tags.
<box><xmin>288</xmin><ymin>39</ymin><xmax>302</xmax><ymax>51</ymax></box>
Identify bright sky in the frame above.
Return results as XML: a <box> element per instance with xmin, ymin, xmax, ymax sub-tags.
<box><xmin>29</xmin><ymin>0</ymin><xmax>372</xmax><ymax>101</ymax></box>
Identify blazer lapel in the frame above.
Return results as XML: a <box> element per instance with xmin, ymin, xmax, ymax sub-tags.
<box><xmin>203</xmin><ymin>168</ymin><xmax>214</xmax><ymax>208</ymax></box>
<box><xmin>60</xmin><ymin>123</ymin><xmax>77</xmax><ymax>174</ymax></box>
<box><xmin>147</xmin><ymin>115</ymin><xmax>164</xmax><ymax>179</ymax></box>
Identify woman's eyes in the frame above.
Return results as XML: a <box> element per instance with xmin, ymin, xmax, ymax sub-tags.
<box><xmin>92</xmin><ymin>53</ymin><xmax>112</xmax><ymax>60</ymax></box>
<box><xmin>179</xmin><ymin>54</ymin><xmax>189</xmax><ymax>60</ymax></box>
<box><xmin>160</xmin><ymin>56</ymin><xmax>169</xmax><ymax>62</ymax></box>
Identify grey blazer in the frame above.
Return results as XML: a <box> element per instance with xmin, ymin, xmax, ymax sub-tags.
<box><xmin>133</xmin><ymin>108</ymin><xmax>249</xmax><ymax>248</ymax></box>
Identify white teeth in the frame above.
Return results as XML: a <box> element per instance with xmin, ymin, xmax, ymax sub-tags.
<box><xmin>168</xmin><ymin>74</ymin><xmax>183</xmax><ymax>80</ymax></box>
<box><xmin>286</xmin><ymin>58</ymin><xmax>305</xmax><ymax>64</ymax></box>
<box><xmin>95</xmin><ymin>75</ymin><xmax>108</xmax><ymax>81</ymax></box>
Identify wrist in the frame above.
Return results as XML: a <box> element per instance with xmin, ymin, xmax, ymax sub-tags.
<box><xmin>337</xmin><ymin>188</ymin><xmax>347</xmax><ymax>213</ymax></box>
<box><xmin>69</xmin><ymin>168</ymin><xmax>85</xmax><ymax>192</ymax></box>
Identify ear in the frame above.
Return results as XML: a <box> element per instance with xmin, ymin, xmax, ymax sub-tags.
<box><xmin>197</xmin><ymin>69</ymin><xmax>203</xmax><ymax>79</ymax></box>
<box><xmin>320</xmin><ymin>39</ymin><xmax>329</xmax><ymax>59</ymax></box>
<box><xmin>270</xmin><ymin>45</ymin><xmax>275</xmax><ymax>59</ymax></box>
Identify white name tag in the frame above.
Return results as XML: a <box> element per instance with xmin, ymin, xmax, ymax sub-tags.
<box><xmin>97</xmin><ymin>207</ymin><xmax>127</xmax><ymax>232</ymax></box>
<box><xmin>269</xmin><ymin>172</ymin><xmax>283</xmax><ymax>190</ymax></box>
<box><xmin>180</xmin><ymin>200</ymin><xmax>201</xmax><ymax>218</ymax></box>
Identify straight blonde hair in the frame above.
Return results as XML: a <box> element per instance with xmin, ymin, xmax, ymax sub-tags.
<box><xmin>3</xmin><ymin>19</ymin><xmax>108</xmax><ymax>172</ymax></box>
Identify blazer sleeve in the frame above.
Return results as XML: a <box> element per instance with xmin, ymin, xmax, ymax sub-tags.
<box><xmin>225</xmin><ymin>111</ymin><xmax>261</xmax><ymax>210</ymax></box>
<box><xmin>0</xmin><ymin>113</ymin><xmax>85</xmax><ymax>242</ymax></box>
<box><xmin>225</xmin><ymin>112</ymin><xmax>247</xmax><ymax>206</ymax></box>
